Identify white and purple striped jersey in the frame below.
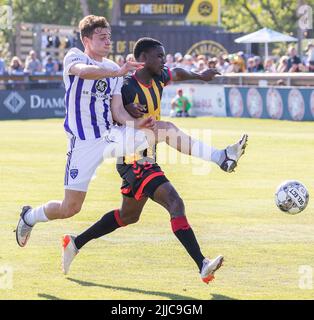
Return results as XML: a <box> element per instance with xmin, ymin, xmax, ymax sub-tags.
<box><xmin>63</xmin><ymin>48</ymin><xmax>123</xmax><ymax>140</ymax></box>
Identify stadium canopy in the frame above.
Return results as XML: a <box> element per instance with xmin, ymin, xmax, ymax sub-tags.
<box><xmin>234</xmin><ymin>27</ymin><xmax>298</xmax><ymax>59</ymax></box>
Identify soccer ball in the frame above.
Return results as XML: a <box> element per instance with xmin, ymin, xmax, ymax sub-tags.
<box><xmin>275</xmin><ymin>180</ymin><xmax>309</xmax><ymax>214</ymax></box>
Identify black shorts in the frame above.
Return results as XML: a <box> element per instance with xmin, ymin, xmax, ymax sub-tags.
<box><xmin>116</xmin><ymin>161</ymin><xmax>169</xmax><ymax>200</ymax></box>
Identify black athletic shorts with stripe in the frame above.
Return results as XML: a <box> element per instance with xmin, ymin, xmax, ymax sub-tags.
<box><xmin>116</xmin><ymin>161</ymin><xmax>169</xmax><ymax>200</ymax></box>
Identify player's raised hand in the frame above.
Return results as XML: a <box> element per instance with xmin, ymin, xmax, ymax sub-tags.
<box><xmin>117</xmin><ymin>61</ymin><xmax>145</xmax><ymax>77</ymax></box>
<box><xmin>124</xmin><ymin>103</ymin><xmax>146</xmax><ymax>118</ymax></box>
<box><xmin>135</xmin><ymin>116</ymin><xmax>156</xmax><ymax>130</ymax></box>
<box><xmin>199</xmin><ymin>68</ymin><xmax>221</xmax><ymax>82</ymax></box>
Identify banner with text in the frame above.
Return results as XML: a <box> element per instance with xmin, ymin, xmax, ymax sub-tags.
<box><xmin>120</xmin><ymin>0</ymin><xmax>219</xmax><ymax>23</ymax></box>
<box><xmin>161</xmin><ymin>84</ymin><xmax>226</xmax><ymax>117</ymax></box>
<box><xmin>0</xmin><ymin>89</ymin><xmax>65</xmax><ymax>120</ymax></box>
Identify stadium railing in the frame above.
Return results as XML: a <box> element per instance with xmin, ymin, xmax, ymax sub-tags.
<box><xmin>1</xmin><ymin>73</ymin><xmax>314</xmax><ymax>87</ymax></box>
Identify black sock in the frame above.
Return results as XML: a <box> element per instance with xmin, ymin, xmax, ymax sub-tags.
<box><xmin>171</xmin><ymin>216</ymin><xmax>205</xmax><ymax>271</ymax></box>
<box><xmin>74</xmin><ymin>209</ymin><xmax>126</xmax><ymax>250</ymax></box>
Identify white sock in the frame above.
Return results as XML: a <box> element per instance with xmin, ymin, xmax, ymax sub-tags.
<box><xmin>190</xmin><ymin>140</ymin><xmax>224</xmax><ymax>165</ymax></box>
<box><xmin>24</xmin><ymin>205</ymin><xmax>49</xmax><ymax>226</ymax></box>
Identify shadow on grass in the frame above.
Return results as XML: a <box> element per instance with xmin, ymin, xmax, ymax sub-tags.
<box><xmin>210</xmin><ymin>293</ymin><xmax>237</xmax><ymax>300</ymax></box>
<box><xmin>38</xmin><ymin>293</ymin><xmax>64</xmax><ymax>300</ymax></box>
<box><xmin>67</xmin><ymin>277</ymin><xmax>198</xmax><ymax>300</ymax></box>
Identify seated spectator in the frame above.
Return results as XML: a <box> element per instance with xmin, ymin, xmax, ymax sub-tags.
<box><xmin>165</xmin><ymin>53</ymin><xmax>175</xmax><ymax>68</ymax></box>
<box><xmin>264</xmin><ymin>58</ymin><xmax>277</xmax><ymax>73</ymax></box>
<box><xmin>182</xmin><ymin>54</ymin><xmax>196</xmax><ymax>71</ymax></box>
<box><xmin>208</xmin><ymin>58</ymin><xmax>217</xmax><ymax>69</ymax></box>
<box><xmin>192</xmin><ymin>59</ymin><xmax>207</xmax><ymax>73</ymax></box>
<box><xmin>289</xmin><ymin>62</ymin><xmax>306</xmax><ymax>72</ymax></box>
<box><xmin>216</xmin><ymin>54</ymin><xmax>229</xmax><ymax>74</ymax></box>
<box><xmin>305</xmin><ymin>43</ymin><xmax>314</xmax><ymax>72</ymax></box>
<box><xmin>287</xmin><ymin>46</ymin><xmax>302</xmax><ymax>71</ymax></box>
<box><xmin>24</xmin><ymin>50</ymin><xmax>42</xmax><ymax>74</ymax></box>
<box><xmin>247</xmin><ymin>57</ymin><xmax>257</xmax><ymax>72</ymax></box>
<box><xmin>115</xmin><ymin>55</ymin><xmax>125</xmax><ymax>67</ymax></box>
<box><xmin>170</xmin><ymin>88</ymin><xmax>192</xmax><ymax>117</ymax></box>
<box><xmin>174</xmin><ymin>52</ymin><xmax>183</xmax><ymax>67</ymax></box>
<box><xmin>0</xmin><ymin>48</ymin><xmax>6</xmax><ymax>75</ymax></box>
<box><xmin>44</xmin><ymin>56</ymin><xmax>58</xmax><ymax>75</ymax></box>
<box><xmin>0</xmin><ymin>56</ymin><xmax>6</xmax><ymax>75</ymax></box>
<box><xmin>277</xmin><ymin>56</ymin><xmax>289</xmax><ymax>72</ymax></box>
<box><xmin>9</xmin><ymin>56</ymin><xmax>24</xmax><ymax>74</ymax></box>
<box><xmin>254</xmin><ymin>56</ymin><xmax>264</xmax><ymax>72</ymax></box>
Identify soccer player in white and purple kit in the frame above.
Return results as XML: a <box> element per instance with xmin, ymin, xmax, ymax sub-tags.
<box><xmin>15</xmin><ymin>15</ymin><xmax>156</xmax><ymax>247</ymax></box>
<box><xmin>16</xmin><ymin>15</ymin><xmax>248</xmax><ymax>250</ymax></box>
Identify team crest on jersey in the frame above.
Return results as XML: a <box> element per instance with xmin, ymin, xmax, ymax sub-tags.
<box><xmin>96</xmin><ymin>80</ymin><xmax>107</xmax><ymax>92</ymax></box>
<box><xmin>70</xmin><ymin>169</ymin><xmax>78</xmax><ymax>179</ymax></box>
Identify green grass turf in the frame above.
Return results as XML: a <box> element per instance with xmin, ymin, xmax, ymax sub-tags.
<box><xmin>0</xmin><ymin>117</ymin><xmax>314</xmax><ymax>300</ymax></box>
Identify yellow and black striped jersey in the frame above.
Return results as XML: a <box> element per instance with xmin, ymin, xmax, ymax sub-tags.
<box><xmin>121</xmin><ymin>67</ymin><xmax>172</xmax><ymax>163</ymax></box>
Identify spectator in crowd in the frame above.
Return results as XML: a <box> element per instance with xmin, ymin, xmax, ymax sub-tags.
<box><xmin>208</xmin><ymin>57</ymin><xmax>217</xmax><ymax>69</ymax></box>
<box><xmin>44</xmin><ymin>56</ymin><xmax>58</xmax><ymax>75</ymax></box>
<box><xmin>115</xmin><ymin>55</ymin><xmax>125</xmax><ymax>67</ymax></box>
<box><xmin>196</xmin><ymin>54</ymin><xmax>207</xmax><ymax>64</ymax></box>
<box><xmin>9</xmin><ymin>56</ymin><xmax>24</xmax><ymax>74</ymax></box>
<box><xmin>192</xmin><ymin>59</ymin><xmax>207</xmax><ymax>73</ymax></box>
<box><xmin>247</xmin><ymin>57</ymin><xmax>257</xmax><ymax>72</ymax></box>
<box><xmin>305</xmin><ymin>43</ymin><xmax>314</xmax><ymax>72</ymax></box>
<box><xmin>183</xmin><ymin>54</ymin><xmax>196</xmax><ymax>71</ymax></box>
<box><xmin>165</xmin><ymin>53</ymin><xmax>175</xmax><ymax>68</ymax></box>
<box><xmin>170</xmin><ymin>88</ymin><xmax>192</xmax><ymax>117</ymax></box>
<box><xmin>0</xmin><ymin>54</ymin><xmax>6</xmax><ymax>75</ymax></box>
<box><xmin>254</xmin><ymin>56</ymin><xmax>264</xmax><ymax>72</ymax></box>
<box><xmin>24</xmin><ymin>50</ymin><xmax>42</xmax><ymax>74</ymax></box>
<box><xmin>287</xmin><ymin>46</ymin><xmax>302</xmax><ymax>71</ymax></box>
<box><xmin>173</xmin><ymin>53</ymin><xmax>184</xmax><ymax>68</ymax></box>
<box><xmin>277</xmin><ymin>56</ymin><xmax>289</xmax><ymax>72</ymax></box>
<box><xmin>226</xmin><ymin>54</ymin><xmax>245</xmax><ymax>73</ymax></box>
<box><xmin>216</xmin><ymin>54</ymin><xmax>229</xmax><ymax>74</ymax></box>
<box><xmin>264</xmin><ymin>57</ymin><xmax>276</xmax><ymax>73</ymax></box>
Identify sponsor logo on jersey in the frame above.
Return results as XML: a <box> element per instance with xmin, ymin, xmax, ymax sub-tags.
<box><xmin>96</xmin><ymin>80</ymin><xmax>108</xmax><ymax>92</ymax></box>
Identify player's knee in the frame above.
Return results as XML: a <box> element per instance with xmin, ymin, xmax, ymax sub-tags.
<box><xmin>167</xmin><ymin>193</ymin><xmax>185</xmax><ymax>215</ymax></box>
<box><xmin>119</xmin><ymin>209</ymin><xmax>141</xmax><ymax>225</ymax></box>
<box><xmin>122</xmin><ymin>215</ymin><xmax>140</xmax><ymax>225</ymax></box>
<box><xmin>61</xmin><ymin>202</ymin><xmax>82</xmax><ymax>219</ymax></box>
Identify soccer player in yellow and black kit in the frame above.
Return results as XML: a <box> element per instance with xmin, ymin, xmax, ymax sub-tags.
<box><xmin>62</xmin><ymin>38</ymin><xmax>248</xmax><ymax>283</ymax></box>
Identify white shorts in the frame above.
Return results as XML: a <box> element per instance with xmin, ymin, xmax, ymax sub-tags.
<box><xmin>64</xmin><ymin>126</ymin><xmax>149</xmax><ymax>192</ymax></box>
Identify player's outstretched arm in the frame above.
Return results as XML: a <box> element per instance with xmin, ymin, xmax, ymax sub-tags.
<box><xmin>69</xmin><ymin>61</ymin><xmax>144</xmax><ymax>80</ymax></box>
<box><xmin>111</xmin><ymin>94</ymin><xmax>155</xmax><ymax>130</ymax></box>
<box><xmin>171</xmin><ymin>67</ymin><xmax>220</xmax><ymax>82</ymax></box>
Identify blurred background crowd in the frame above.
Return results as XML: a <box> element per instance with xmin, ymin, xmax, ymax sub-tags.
<box><xmin>1</xmin><ymin>43</ymin><xmax>314</xmax><ymax>77</ymax></box>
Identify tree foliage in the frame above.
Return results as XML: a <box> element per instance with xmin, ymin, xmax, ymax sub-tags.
<box><xmin>11</xmin><ymin>0</ymin><xmax>112</xmax><ymax>26</ymax></box>
<box><xmin>221</xmin><ymin>0</ymin><xmax>313</xmax><ymax>35</ymax></box>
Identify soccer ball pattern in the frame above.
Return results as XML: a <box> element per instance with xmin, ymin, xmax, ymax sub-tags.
<box><xmin>275</xmin><ymin>180</ymin><xmax>309</xmax><ymax>214</ymax></box>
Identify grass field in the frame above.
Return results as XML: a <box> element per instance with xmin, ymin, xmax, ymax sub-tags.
<box><xmin>0</xmin><ymin>116</ymin><xmax>314</xmax><ymax>300</ymax></box>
